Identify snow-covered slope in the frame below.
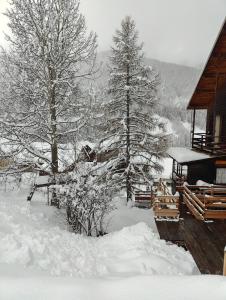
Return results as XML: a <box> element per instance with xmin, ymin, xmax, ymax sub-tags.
<box><xmin>0</xmin><ymin>187</ymin><xmax>226</xmax><ymax>299</ymax></box>
<box><xmin>0</xmin><ymin>188</ymin><xmax>196</xmax><ymax>277</ymax></box>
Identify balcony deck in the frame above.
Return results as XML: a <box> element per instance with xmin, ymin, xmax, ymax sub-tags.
<box><xmin>192</xmin><ymin>133</ymin><xmax>226</xmax><ymax>155</ymax></box>
<box><xmin>155</xmin><ymin>204</ymin><xmax>226</xmax><ymax>274</ymax></box>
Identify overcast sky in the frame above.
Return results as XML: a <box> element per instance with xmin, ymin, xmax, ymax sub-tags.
<box><xmin>0</xmin><ymin>0</ymin><xmax>225</xmax><ymax>67</ymax></box>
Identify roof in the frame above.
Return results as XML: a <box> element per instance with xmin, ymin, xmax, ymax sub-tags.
<box><xmin>188</xmin><ymin>18</ymin><xmax>226</xmax><ymax>109</ymax></box>
<box><xmin>167</xmin><ymin>147</ymin><xmax>211</xmax><ymax>164</ymax></box>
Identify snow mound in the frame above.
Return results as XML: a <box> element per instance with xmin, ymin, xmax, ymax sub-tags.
<box><xmin>0</xmin><ymin>190</ymin><xmax>196</xmax><ymax>278</ymax></box>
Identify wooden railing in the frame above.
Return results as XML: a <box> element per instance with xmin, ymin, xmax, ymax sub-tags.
<box><xmin>182</xmin><ymin>185</ymin><xmax>205</xmax><ymax>220</ymax></box>
<box><xmin>134</xmin><ymin>191</ymin><xmax>153</xmax><ymax>208</ymax></box>
<box><xmin>180</xmin><ymin>185</ymin><xmax>226</xmax><ymax>220</ymax></box>
<box><xmin>153</xmin><ymin>195</ymin><xmax>180</xmax><ymax>219</ymax></box>
<box><xmin>192</xmin><ymin>132</ymin><xmax>226</xmax><ymax>154</ymax></box>
<box><xmin>157</xmin><ymin>178</ymin><xmax>171</xmax><ymax>195</ymax></box>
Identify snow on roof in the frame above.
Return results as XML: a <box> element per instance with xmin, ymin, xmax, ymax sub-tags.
<box><xmin>167</xmin><ymin>147</ymin><xmax>211</xmax><ymax>164</ymax></box>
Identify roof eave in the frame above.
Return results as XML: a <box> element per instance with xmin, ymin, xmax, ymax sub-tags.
<box><xmin>187</xmin><ymin>17</ymin><xmax>226</xmax><ymax>110</ymax></box>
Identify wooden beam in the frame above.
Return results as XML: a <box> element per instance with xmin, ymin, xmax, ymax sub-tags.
<box><xmin>184</xmin><ymin>186</ymin><xmax>205</xmax><ymax>209</ymax></box>
<box><xmin>183</xmin><ymin>195</ymin><xmax>204</xmax><ymax>221</ymax></box>
<box><xmin>224</xmin><ymin>248</ymin><xmax>226</xmax><ymax>276</ymax></box>
<box><xmin>204</xmin><ymin>210</ymin><xmax>226</xmax><ymax>219</ymax></box>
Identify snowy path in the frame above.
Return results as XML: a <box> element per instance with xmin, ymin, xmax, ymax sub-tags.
<box><xmin>0</xmin><ymin>188</ymin><xmax>226</xmax><ymax>299</ymax></box>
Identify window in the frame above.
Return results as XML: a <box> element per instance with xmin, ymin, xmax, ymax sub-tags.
<box><xmin>216</xmin><ymin>168</ymin><xmax>226</xmax><ymax>184</ymax></box>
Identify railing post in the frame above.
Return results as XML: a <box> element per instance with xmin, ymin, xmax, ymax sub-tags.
<box><xmin>223</xmin><ymin>247</ymin><xmax>226</xmax><ymax>276</ymax></box>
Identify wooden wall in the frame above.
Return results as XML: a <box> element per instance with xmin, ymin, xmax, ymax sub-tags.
<box><xmin>214</xmin><ymin>85</ymin><xmax>226</xmax><ymax>139</ymax></box>
<box><xmin>206</xmin><ymin>102</ymin><xmax>214</xmax><ymax>135</ymax></box>
<box><xmin>187</xmin><ymin>160</ymin><xmax>216</xmax><ymax>185</ymax></box>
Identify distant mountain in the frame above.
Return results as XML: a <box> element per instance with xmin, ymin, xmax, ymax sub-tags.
<box><xmin>96</xmin><ymin>51</ymin><xmax>203</xmax><ymax>146</ymax></box>
<box><xmin>144</xmin><ymin>58</ymin><xmax>201</xmax><ymax>106</ymax></box>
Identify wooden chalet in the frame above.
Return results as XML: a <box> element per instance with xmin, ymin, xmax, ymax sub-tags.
<box><xmin>169</xmin><ymin>19</ymin><xmax>226</xmax><ymax>187</ymax></box>
<box><xmin>154</xmin><ymin>18</ymin><xmax>226</xmax><ymax>275</ymax></box>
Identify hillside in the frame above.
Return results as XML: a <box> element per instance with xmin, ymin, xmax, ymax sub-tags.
<box><xmin>97</xmin><ymin>51</ymin><xmax>203</xmax><ymax>146</ymax></box>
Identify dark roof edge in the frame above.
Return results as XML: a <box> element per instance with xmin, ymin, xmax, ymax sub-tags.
<box><xmin>187</xmin><ymin>17</ymin><xmax>226</xmax><ymax>110</ymax></box>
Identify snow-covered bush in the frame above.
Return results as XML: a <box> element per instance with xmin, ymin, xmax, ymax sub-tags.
<box><xmin>58</xmin><ymin>163</ymin><xmax>115</xmax><ymax>236</ymax></box>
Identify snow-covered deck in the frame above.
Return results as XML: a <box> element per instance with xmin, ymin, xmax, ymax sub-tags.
<box><xmin>167</xmin><ymin>147</ymin><xmax>211</xmax><ymax>164</ymax></box>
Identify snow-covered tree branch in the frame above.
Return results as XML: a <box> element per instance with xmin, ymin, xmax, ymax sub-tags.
<box><xmin>0</xmin><ymin>0</ymin><xmax>97</xmax><ymax>175</ymax></box>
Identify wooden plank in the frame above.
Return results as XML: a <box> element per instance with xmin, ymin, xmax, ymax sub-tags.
<box><xmin>184</xmin><ymin>186</ymin><xmax>205</xmax><ymax>209</ymax></box>
<box><xmin>181</xmin><ymin>217</ymin><xmax>224</xmax><ymax>274</ymax></box>
<box><xmin>184</xmin><ymin>190</ymin><xmax>204</xmax><ymax>213</ymax></box>
<box><xmin>154</xmin><ymin>204</ymin><xmax>179</xmax><ymax>208</ymax></box>
<box><xmin>155</xmin><ymin>219</ymin><xmax>182</xmax><ymax>241</ymax></box>
<box><xmin>154</xmin><ymin>209</ymin><xmax>179</xmax><ymax>218</ymax></box>
<box><xmin>205</xmin><ymin>203</ymin><xmax>226</xmax><ymax>208</ymax></box>
<box><xmin>215</xmin><ymin>160</ymin><xmax>226</xmax><ymax>166</ymax></box>
<box><xmin>204</xmin><ymin>210</ymin><xmax>226</xmax><ymax>219</ymax></box>
<box><xmin>155</xmin><ymin>196</ymin><xmax>179</xmax><ymax>202</ymax></box>
<box><xmin>180</xmin><ymin>223</ymin><xmax>214</xmax><ymax>274</ymax></box>
<box><xmin>155</xmin><ymin>221</ymin><xmax>170</xmax><ymax>240</ymax></box>
<box><xmin>204</xmin><ymin>197</ymin><xmax>226</xmax><ymax>202</ymax></box>
<box><xmin>183</xmin><ymin>195</ymin><xmax>204</xmax><ymax>221</ymax></box>
<box><xmin>135</xmin><ymin>196</ymin><xmax>152</xmax><ymax>201</ymax></box>
<box><xmin>205</xmin><ymin>222</ymin><xmax>226</xmax><ymax>254</ymax></box>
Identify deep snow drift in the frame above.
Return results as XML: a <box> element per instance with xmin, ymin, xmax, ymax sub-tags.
<box><xmin>0</xmin><ymin>187</ymin><xmax>226</xmax><ymax>300</ymax></box>
<box><xmin>0</xmin><ymin>189</ymin><xmax>196</xmax><ymax>277</ymax></box>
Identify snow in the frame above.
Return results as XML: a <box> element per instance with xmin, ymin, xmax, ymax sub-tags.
<box><xmin>153</xmin><ymin>114</ymin><xmax>175</xmax><ymax>135</ymax></box>
<box><xmin>168</xmin><ymin>147</ymin><xmax>211</xmax><ymax>163</ymax></box>
<box><xmin>196</xmin><ymin>180</ymin><xmax>212</xmax><ymax>186</ymax></box>
<box><xmin>182</xmin><ymin>122</ymin><xmax>205</xmax><ymax>134</ymax></box>
<box><xmin>1</xmin><ymin>275</ymin><xmax>226</xmax><ymax>300</ymax></box>
<box><xmin>35</xmin><ymin>175</ymin><xmax>50</xmax><ymax>185</ymax></box>
<box><xmin>0</xmin><ymin>189</ymin><xmax>196</xmax><ymax>277</ymax></box>
<box><xmin>0</xmin><ymin>186</ymin><xmax>226</xmax><ymax>299</ymax></box>
<box><xmin>105</xmin><ymin>195</ymin><xmax>158</xmax><ymax>233</ymax></box>
<box><xmin>157</xmin><ymin>157</ymin><xmax>173</xmax><ymax>179</ymax></box>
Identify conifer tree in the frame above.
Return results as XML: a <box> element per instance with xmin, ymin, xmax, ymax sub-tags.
<box><xmin>101</xmin><ymin>16</ymin><xmax>167</xmax><ymax>202</ymax></box>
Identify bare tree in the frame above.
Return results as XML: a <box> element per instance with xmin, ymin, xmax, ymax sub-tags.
<box><xmin>0</xmin><ymin>0</ymin><xmax>97</xmax><ymax>175</ymax></box>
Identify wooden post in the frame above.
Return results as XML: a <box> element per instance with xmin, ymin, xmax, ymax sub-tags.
<box><xmin>223</xmin><ymin>247</ymin><xmax>226</xmax><ymax>276</ymax></box>
<box><xmin>191</xmin><ymin>109</ymin><xmax>196</xmax><ymax>148</ymax></box>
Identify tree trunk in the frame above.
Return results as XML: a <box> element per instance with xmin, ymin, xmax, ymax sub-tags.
<box><xmin>48</xmin><ymin>62</ymin><xmax>59</xmax><ymax>207</ymax></box>
<box><xmin>126</xmin><ymin>63</ymin><xmax>132</xmax><ymax>202</ymax></box>
<box><xmin>48</xmin><ymin>63</ymin><xmax>59</xmax><ymax>175</ymax></box>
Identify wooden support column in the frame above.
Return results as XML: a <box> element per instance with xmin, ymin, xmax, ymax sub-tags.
<box><xmin>191</xmin><ymin>109</ymin><xmax>196</xmax><ymax>148</ymax></box>
<box><xmin>223</xmin><ymin>247</ymin><xmax>226</xmax><ymax>276</ymax></box>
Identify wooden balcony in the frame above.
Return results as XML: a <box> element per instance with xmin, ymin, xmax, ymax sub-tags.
<box><xmin>192</xmin><ymin>132</ymin><xmax>226</xmax><ymax>155</ymax></box>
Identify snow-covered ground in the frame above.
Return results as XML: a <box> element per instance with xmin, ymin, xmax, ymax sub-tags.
<box><xmin>0</xmin><ymin>186</ymin><xmax>226</xmax><ymax>299</ymax></box>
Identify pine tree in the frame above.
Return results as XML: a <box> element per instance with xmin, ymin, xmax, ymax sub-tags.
<box><xmin>0</xmin><ymin>0</ymin><xmax>97</xmax><ymax>176</ymax></box>
<box><xmin>101</xmin><ymin>16</ymin><xmax>168</xmax><ymax>202</ymax></box>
